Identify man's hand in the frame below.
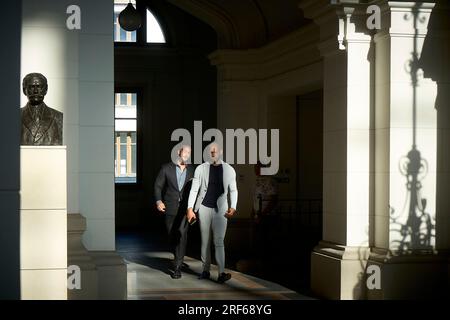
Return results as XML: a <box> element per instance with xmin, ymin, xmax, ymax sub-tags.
<box><xmin>225</xmin><ymin>208</ymin><xmax>236</xmax><ymax>218</ymax></box>
<box><xmin>186</xmin><ymin>208</ymin><xmax>196</xmax><ymax>223</ymax></box>
<box><xmin>156</xmin><ymin>201</ymin><xmax>166</xmax><ymax>213</ymax></box>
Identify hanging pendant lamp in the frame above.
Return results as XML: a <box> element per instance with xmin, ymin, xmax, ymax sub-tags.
<box><xmin>119</xmin><ymin>2</ymin><xmax>142</xmax><ymax>31</ymax></box>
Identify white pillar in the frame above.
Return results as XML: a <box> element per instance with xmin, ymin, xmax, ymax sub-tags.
<box><xmin>368</xmin><ymin>0</ymin><xmax>449</xmax><ymax>299</ymax></box>
<box><xmin>76</xmin><ymin>0</ymin><xmax>126</xmax><ymax>299</ymax></box>
<box><xmin>78</xmin><ymin>0</ymin><xmax>116</xmax><ymax>251</ymax></box>
<box><xmin>300</xmin><ymin>0</ymin><xmax>372</xmax><ymax>299</ymax></box>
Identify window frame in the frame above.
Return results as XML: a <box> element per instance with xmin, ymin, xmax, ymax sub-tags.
<box><xmin>113</xmin><ymin>0</ymin><xmax>170</xmax><ymax>48</ymax></box>
<box><xmin>114</xmin><ymin>87</ymin><xmax>144</xmax><ymax>188</ymax></box>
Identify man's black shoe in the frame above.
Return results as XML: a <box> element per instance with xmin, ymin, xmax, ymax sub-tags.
<box><xmin>198</xmin><ymin>271</ymin><xmax>210</xmax><ymax>279</ymax></box>
<box><xmin>171</xmin><ymin>268</ymin><xmax>182</xmax><ymax>279</ymax></box>
<box><xmin>173</xmin><ymin>262</ymin><xmax>189</xmax><ymax>271</ymax></box>
<box><xmin>217</xmin><ymin>272</ymin><xmax>231</xmax><ymax>283</ymax></box>
<box><xmin>181</xmin><ymin>262</ymin><xmax>189</xmax><ymax>270</ymax></box>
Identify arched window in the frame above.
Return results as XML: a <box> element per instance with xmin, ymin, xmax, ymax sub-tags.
<box><xmin>146</xmin><ymin>9</ymin><xmax>166</xmax><ymax>43</ymax></box>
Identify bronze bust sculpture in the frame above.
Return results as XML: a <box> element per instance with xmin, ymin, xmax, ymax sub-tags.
<box><xmin>21</xmin><ymin>73</ymin><xmax>63</xmax><ymax>145</ymax></box>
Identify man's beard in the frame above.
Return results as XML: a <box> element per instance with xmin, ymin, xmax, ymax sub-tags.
<box><xmin>209</xmin><ymin>155</ymin><xmax>219</xmax><ymax>163</ymax></box>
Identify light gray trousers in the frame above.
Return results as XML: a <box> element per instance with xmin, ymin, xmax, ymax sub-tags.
<box><xmin>198</xmin><ymin>204</ymin><xmax>228</xmax><ymax>275</ymax></box>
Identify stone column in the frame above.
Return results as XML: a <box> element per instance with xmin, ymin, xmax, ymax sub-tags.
<box><xmin>77</xmin><ymin>0</ymin><xmax>127</xmax><ymax>299</ymax></box>
<box><xmin>300</xmin><ymin>0</ymin><xmax>372</xmax><ymax>299</ymax></box>
<box><xmin>67</xmin><ymin>214</ymin><xmax>98</xmax><ymax>299</ymax></box>
<box><xmin>67</xmin><ymin>213</ymin><xmax>127</xmax><ymax>300</ymax></box>
<box><xmin>367</xmin><ymin>0</ymin><xmax>449</xmax><ymax>299</ymax></box>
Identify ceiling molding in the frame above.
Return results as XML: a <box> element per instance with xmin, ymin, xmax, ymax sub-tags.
<box><xmin>208</xmin><ymin>23</ymin><xmax>321</xmax><ymax>82</ymax></box>
<box><xmin>168</xmin><ymin>0</ymin><xmax>240</xmax><ymax>48</ymax></box>
<box><xmin>299</xmin><ymin>0</ymin><xmax>335</xmax><ymax>20</ymax></box>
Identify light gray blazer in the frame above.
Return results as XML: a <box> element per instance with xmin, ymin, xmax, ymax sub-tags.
<box><xmin>187</xmin><ymin>160</ymin><xmax>238</xmax><ymax>213</ymax></box>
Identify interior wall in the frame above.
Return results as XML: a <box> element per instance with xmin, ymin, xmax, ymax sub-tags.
<box><xmin>267</xmin><ymin>96</ymin><xmax>298</xmax><ymax>200</ymax></box>
<box><xmin>209</xmin><ymin>25</ymin><xmax>322</xmax><ymax>258</ymax></box>
<box><xmin>297</xmin><ymin>90</ymin><xmax>323</xmax><ymax>200</ymax></box>
<box><xmin>21</xmin><ymin>0</ymin><xmax>115</xmax><ymax>251</ymax></box>
<box><xmin>21</xmin><ymin>0</ymin><xmax>80</xmax><ymax>216</ymax></box>
<box><xmin>114</xmin><ymin>1</ymin><xmax>217</xmax><ymax>231</ymax></box>
<box><xmin>266</xmin><ymin>91</ymin><xmax>323</xmax><ymax>203</ymax></box>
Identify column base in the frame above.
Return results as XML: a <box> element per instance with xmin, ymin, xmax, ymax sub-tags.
<box><xmin>68</xmin><ymin>214</ymin><xmax>127</xmax><ymax>300</ymax></box>
<box><xmin>311</xmin><ymin>241</ymin><xmax>370</xmax><ymax>300</ymax></box>
<box><xmin>367</xmin><ymin>248</ymin><xmax>450</xmax><ymax>300</ymax></box>
<box><xmin>68</xmin><ymin>214</ymin><xmax>98</xmax><ymax>299</ymax></box>
<box><xmin>89</xmin><ymin>251</ymin><xmax>127</xmax><ymax>300</ymax></box>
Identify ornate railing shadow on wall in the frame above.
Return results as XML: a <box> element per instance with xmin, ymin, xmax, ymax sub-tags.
<box><xmin>390</xmin><ymin>153</ymin><xmax>435</xmax><ymax>253</ymax></box>
<box><xmin>389</xmin><ymin>2</ymin><xmax>436</xmax><ymax>254</ymax></box>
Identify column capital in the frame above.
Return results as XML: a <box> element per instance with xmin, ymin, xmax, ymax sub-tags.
<box><xmin>372</xmin><ymin>0</ymin><xmax>436</xmax><ymax>41</ymax></box>
<box><xmin>299</xmin><ymin>0</ymin><xmax>372</xmax><ymax>56</ymax></box>
<box><xmin>337</xmin><ymin>6</ymin><xmax>373</xmax><ymax>49</ymax></box>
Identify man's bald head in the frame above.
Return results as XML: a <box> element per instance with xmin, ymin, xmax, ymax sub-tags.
<box><xmin>207</xmin><ymin>142</ymin><xmax>223</xmax><ymax>163</ymax></box>
<box><xmin>178</xmin><ymin>144</ymin><xmax>191</xmax><ymax>164</ymax></box>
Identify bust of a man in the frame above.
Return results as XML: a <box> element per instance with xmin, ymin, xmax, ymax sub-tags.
<box><xmin>21</xmin><ymin>73</ymin><xmax>63</xmax><ymax>145</ymax></box>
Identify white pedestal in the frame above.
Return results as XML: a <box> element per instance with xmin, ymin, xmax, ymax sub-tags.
<box><xmin>20</xmin><ymin>146</ymin><xmax>67</xmax><ymax>300</ymax></box>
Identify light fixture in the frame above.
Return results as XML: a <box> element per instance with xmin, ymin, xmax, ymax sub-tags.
<box><xmin>119</xmin><ymin>1</ymin><xmax>142</xmax><ymax>31</ymax></box>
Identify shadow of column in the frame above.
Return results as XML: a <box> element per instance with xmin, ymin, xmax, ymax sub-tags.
<box><xmin>388</xmin><ymin>2</ymin><xmax>439</xmax><ymax>254</ymax></box>
<box><xmin>419</xmin><ymin>1</ymin><xmax>450</xmax><ymax>252</ymax></box>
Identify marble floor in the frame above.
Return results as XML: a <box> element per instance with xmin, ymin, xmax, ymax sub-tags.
<box><xmin>117</xmin><ymin>234</ymin><xmax>313</xmax><ymax>300</ymax></box>
<box><xmin>122</xmin><ymin>251</ymin><xmax>313</xmax><ymax>300</ymax></box>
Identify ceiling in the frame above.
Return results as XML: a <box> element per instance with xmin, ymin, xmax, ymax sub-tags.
<box><xmin>168</xmin><ymin>0</ymin><xmax>311</xmax><ymax>49</ymax></box>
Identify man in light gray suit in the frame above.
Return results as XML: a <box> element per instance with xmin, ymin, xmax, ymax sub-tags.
<box><xmin>186</xmin><ymin>142</ymin><xmax>238</xmax><ymax>283</ymax></box>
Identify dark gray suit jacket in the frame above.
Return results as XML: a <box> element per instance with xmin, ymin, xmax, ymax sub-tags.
<box><xmin>21</xmin><ymin>103</ymin><xmax>63</xmax><ymax>145</ymax></box>
<box><xmin>154</xmin><ymin>162</ymin><xmax>194</xmax><ymax>216</ymax></box>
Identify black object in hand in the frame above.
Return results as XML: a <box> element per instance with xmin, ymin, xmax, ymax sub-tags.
<box><xmin>188</xmin><ymin>216</ymin><xmax>197</xmax><ymax>226</ymax></box>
